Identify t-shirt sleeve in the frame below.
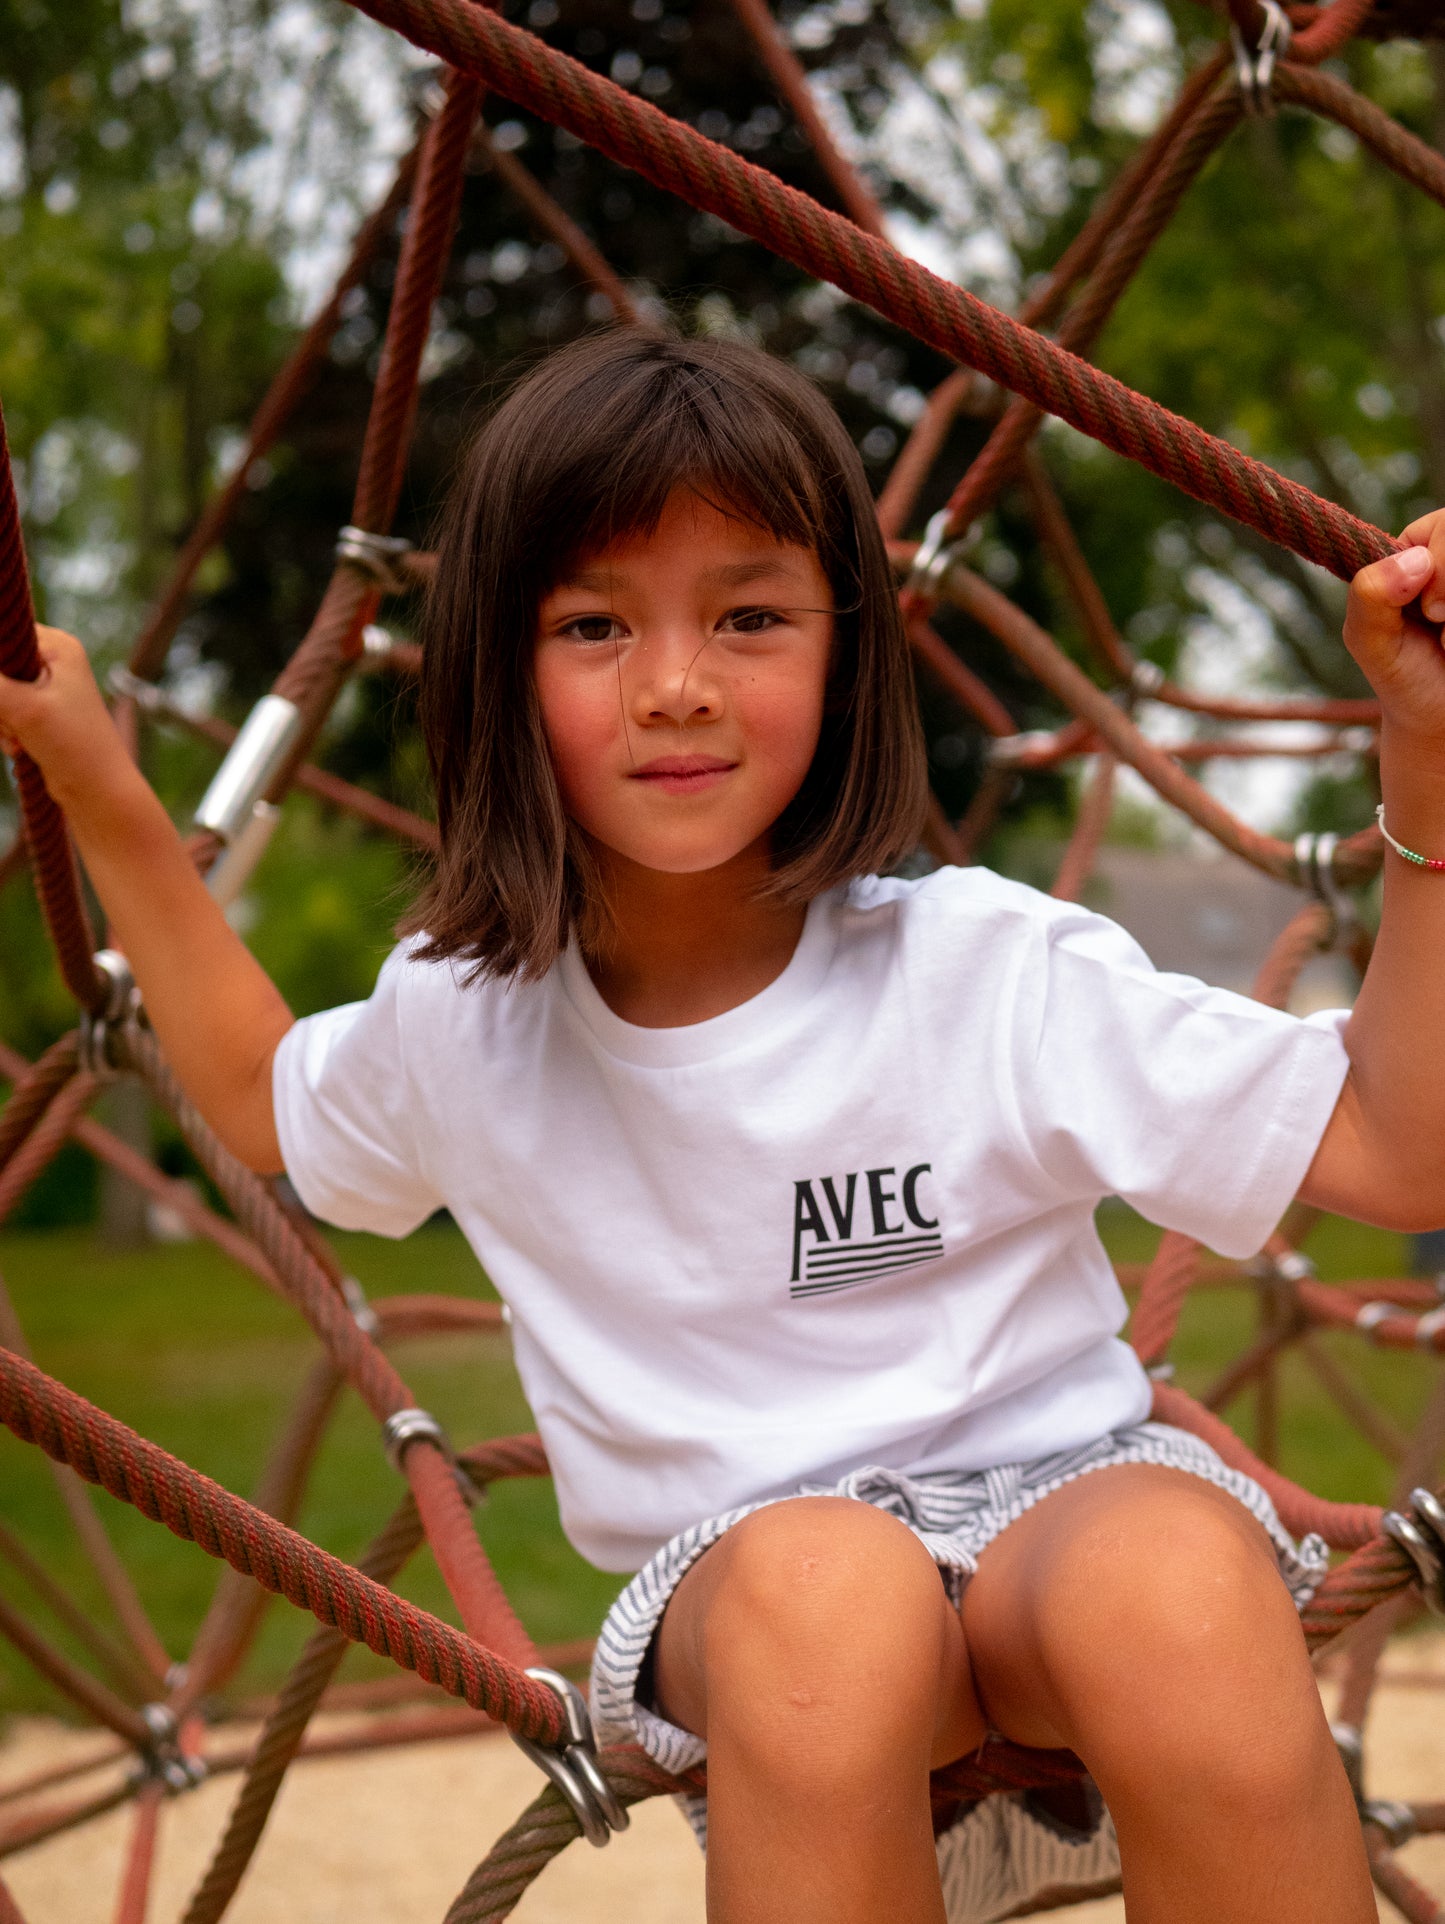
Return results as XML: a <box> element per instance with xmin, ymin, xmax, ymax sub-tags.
<box><xmin>1009</xmin><ymin>902</ymin><xmax>1350</xmax><ymax>1258</ymax></box>
<box><xmin>271</xmin><ymin>945</ymin><xmax>443</xmax><ymax>1237</ymax></box>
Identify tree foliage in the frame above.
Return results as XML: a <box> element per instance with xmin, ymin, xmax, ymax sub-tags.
<box><xmin>3</xmin><ymin>0</ymin><xmax>1445</xmax><ymax>1062</ymax></box>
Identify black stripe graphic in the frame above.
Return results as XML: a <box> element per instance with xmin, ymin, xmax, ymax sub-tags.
<box><xmin>807</xmin><ymin>1232</ymin><xmax>940</xmax><ymax>1259</ymax></box>
<box><xmin>790</xmin><ymin>1243</ymin><xmax>945</xmax><ymax>1297</ymax></box>
<box><xmin>805</xmin><ymin>1238</ymin><xmax>944</xmax><ymax>1275</ymax></box>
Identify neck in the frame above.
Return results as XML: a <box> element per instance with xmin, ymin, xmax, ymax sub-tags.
<box><xmin>583</xmin><ymin>839</ymin><xmax>809</xmax><ymax>1027</ymax></box>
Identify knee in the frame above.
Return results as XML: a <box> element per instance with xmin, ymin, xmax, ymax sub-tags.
<box><xmin>1029</xmin><ymin>1486</ymin><xmax>1324</xmax><ymax>1800</ymax></box>
<box><xmin>697</xmin><ymin>1498</ymin><xmax>957</xmax><ymax>1769</ymax></box>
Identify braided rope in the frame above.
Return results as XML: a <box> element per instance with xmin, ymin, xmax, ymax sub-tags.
<box><xmin>0</xmin><ymin>1071</ymin><xmax>98</xmax><ymax>1227</ymax></box>
<box><xmin>180</xmin><ymin>1495</ymin><xmax>426</xmax><ymax>1924</ymax></box>
<box><xmin>0</xmin><ymin>1033</ymin><xmax>82</xmax><ymax>1176</ymax></box>
<box><xmin>268</xmin><ymin>73</ymin><xmax>481</xmax><ymax>806</ymax></box>
<box><xmin>127</xmin><ymin>1024</ymin><xmax>538</xmax><ymax>1668</ymax></box>
<box><xmin>939</xmin><ymin>563</ymin><xmax>1382</xmax><ymax>884</ymax></box>
<box><xmin>126</xmin><ymin>138</ymin><xmax>422</xmax><ymax>683</ymax></box>
<box><xmin>336</xmin><ymin>0</ymin><xmax>1393</xmax><ymax>583</ymax></box>
<box><xmin>0</xmin><ymin>1341</ymin><xmax>566</xmax><ymax>1745</ymax></box>
<box><xmin>182</xmin><ymin>1431</ymin><xmax>545</xmax><ymax>1924</ymax></box>
<box><xmin>0</xmin><ymin>411</ymin><xmax>104</xmax><ymax>1012</ymax></box>
<box><xmin>938</xmin><ymin>82</ymin><xmax>1245</xmax><ymax>541</ymax></box>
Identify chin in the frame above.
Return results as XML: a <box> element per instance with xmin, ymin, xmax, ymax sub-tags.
<box><xmin>613</xmin><ymin>834</ymin><xmax>765</xmax><ymax>877</ymax></box>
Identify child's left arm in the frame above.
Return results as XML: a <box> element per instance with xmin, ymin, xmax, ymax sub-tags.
<box><xmin>1298</xmin><ymin>509</ymin><xmax>1445</xmax><ymax>1230</ymax></box>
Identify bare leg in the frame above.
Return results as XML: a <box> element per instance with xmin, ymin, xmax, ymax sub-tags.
<box><xmin>653</xmin><ymin>1495</ymin><xmax>985</xmax><ymax>1924</ymax></box>
<box><xmin>962</xmin><ymin>1463</ymin><xmax>1375</xmax><ymax>1924</ymax></box>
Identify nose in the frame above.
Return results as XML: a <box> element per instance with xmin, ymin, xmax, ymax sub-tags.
<box><xmin>629</xmin><ymin>625</ymin><xmax>722</xmax><ymax>726</ymax></box>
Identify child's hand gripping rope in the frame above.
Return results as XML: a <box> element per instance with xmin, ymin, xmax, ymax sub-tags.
<box><xmin>1344</xmin><ymin>508</ymin><xmax>1445</xmax><ymax>752</ymax></box>
<box><xmin>0</xmin><ymin>625</ymin><xmax>133</xmax><ymax>816</ymax></box>
<box><xmin>0</xmin><ymin>624</ymin><xmax>294</xmax><ymax>1173</ymax></box>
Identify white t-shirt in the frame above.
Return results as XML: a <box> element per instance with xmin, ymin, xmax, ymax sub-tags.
<box><xmin>273</xmin><ymin>867</ymin><xmax>1350</xmax><ymax>1571</ymax></box>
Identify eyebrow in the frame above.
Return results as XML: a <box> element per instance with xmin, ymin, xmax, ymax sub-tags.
<box><xmin>557</xmin><ymin>555</ymin><xmax>817</xmax><ymax>594</ymax></box>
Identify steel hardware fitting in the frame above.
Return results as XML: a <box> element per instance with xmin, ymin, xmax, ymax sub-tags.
<box><xmin>79</xmin><ymin>949</ymin><xmax>141</xmax><ymax>1079</ymax></box>
<box><xmin>1231</xmin><ymin>0</ymin><xmax>1292</xmax><ymax>115</ymax></box>
<box><xmin>135</xmin><ymin>1703</ymin><xmax>208</xmax><ymax>1794</ymax></box>
<box><xmin>379</xmin><ymin>1406</ymin><xmax>484</xmax><ymax>1507</ymax></box>
<box><xmin>336</xmin><ymin>526</ymin><xmax>416</xmax><ymax>596</ymax></box>
<box><xmin>905</xmin><ymin>507</ymin><xmax>974</xmax><ymax>599</ymax></box>
<box><xmin>511</xmin><ymin>1668</ymin><xmax>630</xmax><ymax>1848</ymax></box>
<box><xmin>1381</xmin><ymin>1487</ymin><xmax>1445</xmax><ymax>1615</ymax></box>
<box><xmin>190</xmin><ymin>693</ymin><xmax>302</xmax><ymax>908</ymax></box>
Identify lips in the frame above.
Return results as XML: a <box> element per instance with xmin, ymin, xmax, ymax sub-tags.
<box><xmin>632</xmin><ymin>755</ymin><xmax>735</xmax><ymax>777</ymax></box>
<box><xmin>630</xmin><ymin>754</ymin><xmax>737</xmax><ymax>793</ymax></box>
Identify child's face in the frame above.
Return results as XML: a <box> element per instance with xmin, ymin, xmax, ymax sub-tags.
<box><xmin>534</xmin><ymin>488</ymin><xmax>835</xmax><ymax>878</ymax></box>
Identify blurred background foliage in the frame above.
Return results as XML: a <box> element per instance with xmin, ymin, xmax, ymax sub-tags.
<box><xmin>1</xmin><ymin>0</ymin><xmax>1444</xmax><ymax>1194</ymax></box>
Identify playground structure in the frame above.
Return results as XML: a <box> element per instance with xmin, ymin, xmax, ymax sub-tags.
<box><xmin>2</xmin><ymin>0</ymin><xmax>1445</xmax><ymax>1918</ymax></box>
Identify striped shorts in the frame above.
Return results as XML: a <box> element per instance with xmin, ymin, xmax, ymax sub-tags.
<box><xmin>590</xmin><ymin>1420</ymin><xmax>1328</xmax><ymax>1924</ymax></box>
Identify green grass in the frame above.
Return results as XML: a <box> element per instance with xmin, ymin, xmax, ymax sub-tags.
<box><xmin>0</xmin><ymin>1212</ymin><xmax>1427</xmax><ymax>1722</ymax></box>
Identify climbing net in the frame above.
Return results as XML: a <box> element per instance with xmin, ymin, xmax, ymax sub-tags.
<box><xmin>2</xmin><ymin>1</ymin><xmax>1445</xmax><ymax>1918</ymax></box>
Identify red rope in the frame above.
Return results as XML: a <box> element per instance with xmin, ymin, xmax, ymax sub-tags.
<box><xmin>0</xmin><ymin>1341</ymin><xmax>567</xmax><ymax>1747</ymax></box>
<box><xmin>336</xmin><ymin>0</ymin><xmax>1394</xmax><ymax>584</ymax></box>
<box><xmin>0</xmin><ymin>410</ymin><xmax>105</xmax><ymax>1012</ymax></box>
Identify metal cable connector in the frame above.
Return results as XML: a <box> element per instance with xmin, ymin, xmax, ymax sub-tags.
<box><xmin>380</xmin><ymin>1408</ymin><xmax>486</xmax><ymax>1507</ymax></box>
<box><xmin>135</xmin><ymin>1702</ymin><xmax>208</xmax><ymax>1795</ymax></box>
<box><xmin>1380</xmin><ymin>1489</ymin><xmax>1445</xmax><ymax>1615</ymax></box>
<box><xmin>510</xmin><ymin>1668</ymin><xmax>629</xmax><ymax>1848</ymax></box>
<box><xmin>341</xmin><ymin>1275</ymin><xmax>381</xmax><ymax>1338</ymax></box>
<box><xmin>380</xmin><ymin>1407</ymin><xmax>450</xmax><ymax>1472</ymax></box>
<box><xmin>1246</xmin><ymin>1248</ymin><xmax>1316</xmax><ymax>1286</ymax></box>
<box><xmin>193</xmin><ymin>696</ymin><xmax>302</xmax><ymax>846</ymax></box>
<box><xmin>905</xmin><ymin>507</ymin><xmax>973</xmax><ymax>599</ymax></box>
<box><xmin>336</xmin><ymin>526</ymin><xmax>416</xmax><ymax>595</ymax></box>
<box><xmin>79</xmin><ymin>949</ymin><xmax>141</xmax><ymax>1079</ymax></box>
<box><xmin>1295</xmin><ymin>826</ymin><xmax>1362</xmax><ymax>949</ymax></box>
<box><xmin>1127</xmin><ymin>659</ymin><xmax>1165</xmax><ymax>701</ymax></box>
<box><xmin>1231</xmin><ymin>0</ymin><xmax>1292</xmax><ymax>116</ymax></box>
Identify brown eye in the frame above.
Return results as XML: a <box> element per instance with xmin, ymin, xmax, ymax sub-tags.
<box><xmin>722</xmin><ymin>606</ymin><xmax>784</xmax><ymax>635</ymax></box>
<box><xmin>564</xmin><ymin>615</ymin><xmax>623</xmax><ymax>644</ymax></box>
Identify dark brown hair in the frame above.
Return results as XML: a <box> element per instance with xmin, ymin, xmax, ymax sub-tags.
<box><xmin>403</xmin><ymin>328</ymin><xmax>927</xmax><ymax>979</ymax></box>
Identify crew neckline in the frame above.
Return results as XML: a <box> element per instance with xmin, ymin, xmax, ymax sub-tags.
<box><xmin>557</xmin><ymin>887</ymin><xmax>841</xmax><ymax>1068</ymax></box>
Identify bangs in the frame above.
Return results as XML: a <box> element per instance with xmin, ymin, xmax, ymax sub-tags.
<box><xmin>507</xmin><ymin>344</ymin><xmax>853</xmax><ymax>611</ymax></box>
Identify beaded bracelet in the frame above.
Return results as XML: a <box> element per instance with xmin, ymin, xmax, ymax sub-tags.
<box><xmin>1376</xmin><ymin>804</ymin><xmax>1445</xmax><ymax>873</ymax></box>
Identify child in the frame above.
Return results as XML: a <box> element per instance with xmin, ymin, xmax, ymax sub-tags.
<box><xmin>5</xmin><ymin>328</ymin><xmax>1445</xmax><ymax>1924</ymax></box>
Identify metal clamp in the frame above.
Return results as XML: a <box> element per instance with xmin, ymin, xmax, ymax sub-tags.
<box><xmin>381</xmin><ymin>1407</ymin><xmax>450</xmax><ymax>1473</ymax></box>
<box><xmin>906</xmin><ymin>508</ymin><xmax>971</xmax><ymax>599</ymax></box>
<box><xmin>361</xmin><ymin>623</ymin><xmax>399</xmax><ymax>661</ymax></box>
<box><xmin>1230</xmin><ymin>0</ymin><xmax>1292</xmax><ymax>116</ymax></box>
<box><xmin>1247</xmin><ymin>1247</ymin><xmax>1316</xmax><ymax>1287</ymax></box>
<box><xmin>135</xmin><ymin>1702</ymin><xmax>208</xmax><ymax>1795</ymax></box>
<box><xmin>380</xmin><ymin>1407</ymin><xmax>487</xmax><ymax>1507</ymax></box>
<box><xmin>510</xmin><ymin>1669</ymin><xmax>629</xmax><ymax>1848</ymax></box>
<box><xmin>1381</xmin><ymin>1488</ymin><xmax>1445</xmax><ymax>1615</ymax></box>
<box><xmin>1294</xmin><ymin>829</ymin><xmax>1359</xmax><ymax>942</ymax></box>
<box><xmin>80</xmin><ymin>949</ymin><xmax>141</xmax><ymax>1079</ymax></box>
<box><xmin>193</xmin><ymin>696</ymin><xmax>302</xmax><ymax>846</ymax></box>
<box><xmin>336</xmin><ymin>526</ymin><xmax>415</xmax><ymax>596</ymax></box>
<box><xmin>1363</xmin><ymin>1799</ymin><xmax>1418</xmax><ymax>1847</ymax></box>
<box><xmin>107</xmin><ymin>664</ymin><xmax>170</xmax><ymax>718</ymax></box>
<box><xmin>1127</xmin><ymin>659</ymin><xmax>1165</xmax><ymax>701</ymax></box>
<box><xmin>341</xmin><ymin>1275</ymin><xmax>381</xmax><ymax>1338</ymax></box>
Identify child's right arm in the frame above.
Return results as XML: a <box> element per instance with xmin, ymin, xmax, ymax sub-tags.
<box><xmin>0</xmin><ymin>626</ymin><xmax>292</xmax><ymax>1173</ymax></box>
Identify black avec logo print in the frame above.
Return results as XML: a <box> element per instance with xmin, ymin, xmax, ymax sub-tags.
<box><xmin>789</xmin><ymin>1164</ymin><xmax>943</xmax><ymax>1297</ymax></box>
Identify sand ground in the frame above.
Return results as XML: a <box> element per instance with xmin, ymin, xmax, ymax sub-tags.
<box><xmin>4</xmin><ymin>1634</ymin><xmax>1445</xmax><ymax>1923</ymax></box>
